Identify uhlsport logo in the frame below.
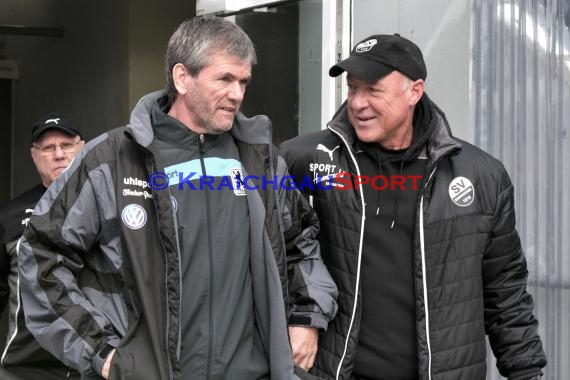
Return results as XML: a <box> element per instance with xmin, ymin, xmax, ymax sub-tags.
<box><xmin>355</xmin><ymin>38</ymin><xmax>377</xmax><ymax>53</ymax></box>
<box><xmin>121</xmin><ymin>204</ymin><xmax>147</xmax><ymax>229</ymax></box>
<box><xmin>448</xmin><ymin>176</ymin><xmax>475</xmax><ymax>207</ymax></box>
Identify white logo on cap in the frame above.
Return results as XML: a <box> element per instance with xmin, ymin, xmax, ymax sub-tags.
<box><xmin>355</xmin><ymin>38</ymin><xmax>377</xmax><ymax>53</ymax></box>
<box><xmin>448</xmin><ymin>176</ymin><xmax>475</xmax><ymax>207</ymax></box>
<box><xmin>45</xmin><ymin>118</ymin><xmax>60</xmax><ymax>125</ymax></box>
<box><xmin>121</xmin><ymin>204</ymin><xmax>147</xmax><ymax>229</ymax></box>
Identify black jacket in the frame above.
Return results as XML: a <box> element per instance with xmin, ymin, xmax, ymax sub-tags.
<box><xmin>281</xmin><ymin>95</ymin><xmax>546</xmax><ymax>380</ymax></box>
<box><xmin>0</xmin><ymin>185</ymin><xmax>75</xmax><ymax>370</ymax></box>
<box><xmin>18</xmin><ymin>91</ymin><xmax>338</xmax><ymax>380</ymax></box>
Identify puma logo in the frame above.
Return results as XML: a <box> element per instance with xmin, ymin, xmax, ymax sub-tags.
<box><xmin>316</xmin><ymin>144</ymin><xmax>340</xmax><ymax>161</ymax></box>
<box><xmin>45</xmin><ymin>118</ymin><xmax>60</xmax><ymax>125</ymax></box>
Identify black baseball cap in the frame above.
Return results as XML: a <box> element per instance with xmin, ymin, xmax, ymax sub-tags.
<box><xmin>31</xmin><ymin>112</ymin><xmax>82</xmax><ymax>143</ymax></box>
<box><xmin>329</xmin><ymin>34</ymin><xmax>427</xmax><ymax>82</ymax></box>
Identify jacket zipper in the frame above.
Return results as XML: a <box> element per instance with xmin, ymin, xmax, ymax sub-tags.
<box><xmin>329</xmin><ymin>123</ymin><xmax>439</xmax><ymax>379</ymax></box>
<box><xmin>199</xmin><ymin>134</ymin><xmax>215</xmax><ymax>379</ymax></box>
<box><xmin>327</xmin><ymin>126</ymin><xmax>366</xmax><ymax>380</ymax></box>
<box><xmin>126</xmin><ymin>131</ymin><xmax>178</xmax><ymax>378</ymax></box>
<box><xmin>266</xmin><ymin>143</ymin><xmax>291</xmax><ymax>312</ymax></box>
<box><xmin>150</xmin><ymin>160</ymin><xmax>176</xmax><ymax>380</ymax></box>
<box><xmin>419</xmin><ymin>166</ymin><xmax>437</xmax><ymax>380</ymax></box>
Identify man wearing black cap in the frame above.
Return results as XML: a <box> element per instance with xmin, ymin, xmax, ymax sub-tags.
<box><xmin>0</xmin><ymin>112</ymin><xmax>84</xmax><ymax>380</ymax></box>
<box><xmin>281</xmin><ymin>34</ymin><xmax>547</xmax><ymax>380</ymax></box>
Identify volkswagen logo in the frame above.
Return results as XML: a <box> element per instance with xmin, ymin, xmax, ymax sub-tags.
<box><xmin>121</xmin><ymin>204</ymin><xmax>147</xmax><ymax>230</ymax></box>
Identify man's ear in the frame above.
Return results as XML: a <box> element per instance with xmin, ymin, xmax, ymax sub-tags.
<box><xmin>409</xmin><ymin>79</ymin><xmax>425</xmax><ymax>106</ymax></box>
<box><xmin>172</xmin><ymin>63</ymin><xmax>190</xmax><ymax>95</ymax></box>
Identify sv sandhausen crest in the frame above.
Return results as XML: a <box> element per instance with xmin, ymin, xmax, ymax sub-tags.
<box><xmin>448</xmin><ymin>176</ymin><xmax>475</xmax><ymax>207</ymax></box>
<box><xmin>121</xmin><ymin>204</ymin><xmax>147</xmax><ymax>229</ymax></box>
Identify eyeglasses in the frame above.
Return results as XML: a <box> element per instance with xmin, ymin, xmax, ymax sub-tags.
<box><xmin>32</xmin><ymin>140</ymin><xmax>82</xmax><ymax>154</ymax></box>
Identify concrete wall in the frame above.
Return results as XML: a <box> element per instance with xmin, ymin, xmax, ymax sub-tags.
<box><xmin>352</xmin><ymin>0</ymin><xmax>471</xmax><ymax>141</ymax></box>
<box><xmin>1</xmin><ymin>0</ymin><xmax>130</xmax><ymax>197</ymax></box>
<box><xmin>0</xmin><ymin>0</ymin><xmax>196</xmax><ymax>200</ymax></box>
<box><xmin>298</xmin><ymin>0</ymin><xmax>323</xmax><ymax>135</ymax></box>
<box><xmin>128</xmin><ymin>0</ymin><xmax>196</xmax><ymax>109</ymax></box>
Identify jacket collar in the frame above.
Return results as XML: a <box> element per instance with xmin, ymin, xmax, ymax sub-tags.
<box><xmin>422</xmin><ymin>96</ymin><xmax>462</xmax><ymax>165</ymax></box>
<box><xmin>327</xmin><ymin>93</ymin><xmax>462</xmax><ymax>164</ymax></box>
<box><xmin>126</xmin><ymin>90</ymin><xmax>273</xmax><ymax>147</ymax></box>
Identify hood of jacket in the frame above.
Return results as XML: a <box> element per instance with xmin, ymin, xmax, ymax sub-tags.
<box><xmin>326</xmin><ymin>93</ymin><xmax>462</xmax><ymax>166</ymax></box>
<box><xmin>126</xmin><ymin>90</ymin><xmax>274</xmax><ymax>148</ymax></box>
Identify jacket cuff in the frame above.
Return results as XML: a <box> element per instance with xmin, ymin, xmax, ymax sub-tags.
<box><xmin>507</xmin><ymin>367</ymin><xmax>543</xmax><ymax>380</ymax></box>
<box><xmin>91</xmin><ymin>342</ymin><xmax>118</xmax><ymax>376</ymax></box>
<box><xmin>289</xmin><ymin>312</ymin><xmax>329</xmax><ymax>331</ymax></box>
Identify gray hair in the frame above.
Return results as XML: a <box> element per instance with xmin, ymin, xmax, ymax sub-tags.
<box><xmin>165</xmin><ymin>17</ymin><xmax>257</xmax><ymax>103</ymax></box>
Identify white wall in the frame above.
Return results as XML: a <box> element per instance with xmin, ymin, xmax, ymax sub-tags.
<box><xmin>352</xmin><ymin>0</ymin><xmax>472</xmax><ymax>141</ymax></box>
<box><xmin>298</xmin><ymin>0</ymin><xmax>323</xmax><ymax>135</ymax></box>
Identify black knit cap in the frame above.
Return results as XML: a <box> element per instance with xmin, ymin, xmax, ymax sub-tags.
<box><xmin>31</xmin><ymin>112</ymin><xmax>81</xmax><ymax>143</ymax></box>
<box><xmin>329</xmin><ymin>33</ymin><xmax>427</xmax><ymax>82</ymax></box>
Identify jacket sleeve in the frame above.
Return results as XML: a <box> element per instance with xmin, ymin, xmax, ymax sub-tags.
<box><xmin>276</xmin><ymin>155</ymin><xmax>338</xmax><ymax>330</ymax></box>
<box><xmin>483</xmin><ymin>163</ymin><xmax>547</xmax><ymax>379</ymax></box>
<box><xmin>17</xmin><ymin>159</ymin><xmax>122</xmax><ymax>377</ymax></box>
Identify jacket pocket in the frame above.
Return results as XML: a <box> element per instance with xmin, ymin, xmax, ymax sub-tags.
<box><xmin>294</xmin><ymin>365</ymin><xmax>327</xmax><ymax>380</ymax></box>
<box><xmin>108</xmin><ymin>319</ymin><xmax>167</xmax><ymax>380</ymax></box>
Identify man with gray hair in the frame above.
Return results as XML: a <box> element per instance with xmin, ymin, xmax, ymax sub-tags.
<box><xmin>18</xmin><ymin>17</ymin><xmax>337</xmax><ymax>380</ymax></box>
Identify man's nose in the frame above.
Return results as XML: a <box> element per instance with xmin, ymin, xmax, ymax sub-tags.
<box><xmin>349</xmin><ymin>90</ymin><xmax>368</xmax><ymax>110</ymax></box>
<box><xmin>53</xmin><ymin>145</ymin><xmax>67</xmax><ymax>158</ymax></box>
<box><xmin>227</xmin><ymin>82</ymin><xmax>245</xmax><ymax>102</ymax></box>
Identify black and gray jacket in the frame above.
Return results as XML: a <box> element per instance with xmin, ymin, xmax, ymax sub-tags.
<box><xmin>18</xmin><ymin>91</ymin><xmax>338</xmax><ymax>380</ymax></box>
<box><xmin>280</xmin><ymin>95</ymin><xmax>546</xmax><ymax>380</ymax></box>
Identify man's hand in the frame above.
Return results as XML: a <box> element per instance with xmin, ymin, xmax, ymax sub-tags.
<box><xmin>102</xmin><ymin>348</ymin><xmax>116</xmax><ymax>379</ymax></box>
<box><xmin>289</xmin><ymin>326</ymin><xmax>318</xmax><ymax>371</ymax></box>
